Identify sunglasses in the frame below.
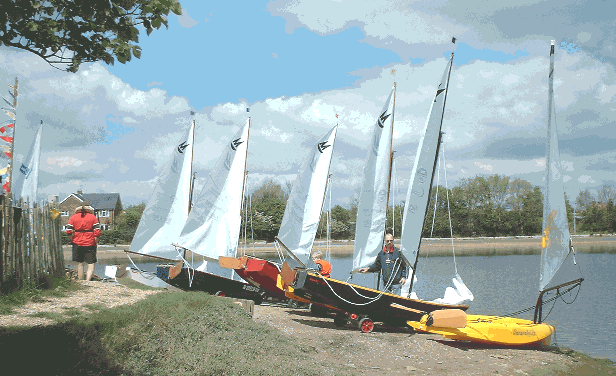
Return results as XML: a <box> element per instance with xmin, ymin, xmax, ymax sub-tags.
<box><xmin>384</xmin><ymin>240</ymin><xmax>393</xmax><ymax>243</ymax></box>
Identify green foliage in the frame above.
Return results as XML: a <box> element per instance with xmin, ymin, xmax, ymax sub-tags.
<box><xmin>98</xmin><ymin>203</ymin><xmax>145</xmax><ymax>245</ymax></box>
<box><xmin>1</xmin><ymin>0</ymin><xmax>182</xmax><ymax>72</ymax></box>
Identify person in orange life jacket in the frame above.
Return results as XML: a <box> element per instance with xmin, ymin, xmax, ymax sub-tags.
<box><xmin>66</xmin><ymin>205</ymin><xmax>101</xmax><ymax>281</ymax></box>
<box><xmin>312</xmin><ymin>251</ymin><xmax>331</xmax><ymax>278</ymax></box>
<box><xmin>358</xmin><ymin>233</ymin><xmax>408</xmax><ymax>295</ymax></box>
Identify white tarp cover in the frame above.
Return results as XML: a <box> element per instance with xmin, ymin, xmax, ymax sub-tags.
<box><xmin>176</xmin><ymin>119</ymin><xmax>250</xmax><ymax>261</ymax></box>
<box><xmin>352</xmin><ymin>85</ymin><xmax>396</xmax><ymax>270</ymax></box>
<box><xmin>540</xmin><ymin>41</ymin><xmax>571</xmax><ymax>292</ymax></box>
<box><xmin>400</xmin><ymin>56</ymin><xmax>453</xmax><ymax>266</ymax></box>
<box><xmin>129</xmin><ymin>121</ymin><xmax>195</xmax><ymax>259</ymax></box>
<box><xmin>12</xmin><ymin>122</ymin><xmax>43</xmax><ymax>205</ymax></box>
<box><xmin>277</xmin><ymin>126</ymin><xmax>338</xmax><ymax>266</ymax></box>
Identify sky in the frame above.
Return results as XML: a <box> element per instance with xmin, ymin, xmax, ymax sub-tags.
<box><xmin>1</xmin><ymin>0</ymin><xmax>615</xmax><ymax>210</ymax></box>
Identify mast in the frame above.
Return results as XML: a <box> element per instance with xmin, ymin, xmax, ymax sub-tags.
<box><xmin>6</xmin><ymin>78</ymin><xmax>18</xmax><ymax>200</ymax></box>
<box><xmin>385</xmin><ymin>83</ymin><xmax>396</xmax><ymax>217</ymax></box>
<box><xmin>236</xmin><ymin>117</ymin><xmax>251</xmax><ymax>257</ymax></box>
<box><xmin>188</xmin><ymin>112</ymin><xmax>196</xmax><ymax>215</ymax></box>
<box><xmin>406</xmin><ymin>53</ymin><xmax>454</xmax><ymax>296</ymax></box>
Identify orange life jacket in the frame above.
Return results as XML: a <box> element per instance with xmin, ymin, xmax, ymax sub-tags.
<box><xmin>315</xmin><ymin>259</ymin><xmax>331</xmax><ymax>278</ymax></box>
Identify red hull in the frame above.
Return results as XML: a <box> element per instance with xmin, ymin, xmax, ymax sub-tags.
<box><xmin>221</xmin><ymin>256</ymin><xmax>288</xmax><ymax>301</ymax></box>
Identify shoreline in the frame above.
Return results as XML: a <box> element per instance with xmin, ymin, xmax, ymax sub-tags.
<box><xmin>66</xmin><ymin>235</ymin><xmax>616</xmax><ymax>264</ymax></box>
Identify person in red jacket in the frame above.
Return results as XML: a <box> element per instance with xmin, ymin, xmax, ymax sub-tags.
<box><xmin>66</xmin><ymin>205</ymin><xmax>101</xmax><ymax>281</ymax></box>
<box><xmin>311</xmin><ymin>251</ymin><xmax>331</xmax><ymax>278</ymax></box>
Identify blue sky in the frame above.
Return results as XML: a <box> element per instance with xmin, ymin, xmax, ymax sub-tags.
<box><xmin>1</xmin><ymin>0</ymin><xmax>615</xmax><ymax>208</ymax></box>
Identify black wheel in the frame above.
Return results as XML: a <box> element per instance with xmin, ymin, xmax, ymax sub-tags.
<box><xmin>358</xmin><ymin>317</ymin><xmax>374</xmax><ymax>333</ymax></box>
<box><xmin>309</xmin><ymin>303</ymin><xmax>328</xmax><ymax>316</ymax></box>
<box><xmin>334</xmin><ymin>312</ymin><xmax>347</xmax><ymax>327</ymax></box>
<box><xmin>252</xmin><ymin>295</ymin><xmax>263</xmax><ymax>305</ymax></box>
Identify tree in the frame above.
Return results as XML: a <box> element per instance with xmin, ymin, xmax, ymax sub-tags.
<box><xmin>1</xmin><ymin>0</ymin><xmax>182</xmax><ymax>72</ymax></box>
<box><xmin>597</xmin><ymin>184</ymin><xmax>616</xmax><ymax>204</ymax></box>
<box><xmin>576</xmin><ymin>189</ymin><xmax>594</xmax><ymax>212</ymax></box>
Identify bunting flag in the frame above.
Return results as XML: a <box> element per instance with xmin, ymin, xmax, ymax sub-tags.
<box><xmin>1</xmin><ymin>145</ymin><xmax>11</xmax><ymax>158</ymax></box>
<box><xmin>0</xmin><ymin>166</ymin><xmax>7</xmax><ymax>176</ymax></box>
<box><xmin>4</xmin><ymin>110</ymin><xmax>15</xmax><ymax>120</ymax></box>
<box><xmin>0</xmin><ymin>136</ymin><xmax>13</xmax><ymax>143</ymax></box>
<box><xmin>2</xmin><ymin>179</ymin><xmax>10</xmax><ymax>194</ymax></box>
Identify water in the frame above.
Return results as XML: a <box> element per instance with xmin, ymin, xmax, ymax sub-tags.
<box><xmin>96</xmin><ymin>253</ymin><xmax>615</xmax><ymax>361</ymax></box>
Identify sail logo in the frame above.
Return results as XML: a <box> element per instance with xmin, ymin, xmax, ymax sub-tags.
<box><xmin>434</xmin><ymin>84</ymin><xmax>445</xmax><ymax>102</ymax></box>
<box><xmin>177</xmin><ymin>141</ymin><xmax>189</xmax><ymax>154</ymax></box>
<box><xmin>20</xmin><ymin>164</ymin><xmax>31</xmax><ymax>178</ymax></box>
<box><xmin>231</xmin><ymin>138</ymin><xmax>243</xmax><ymax>151</ymax></box>
<box><xmin>378</xmin><ymin>110</ymin><xmax>391</xmax><ymax>128</ymax></box>
<box><xmin>317</xmin><ymin>142</ymin><xmax>330</xmax><ymax>153</ymax></box>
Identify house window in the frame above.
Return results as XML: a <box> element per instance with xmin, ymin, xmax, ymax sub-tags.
<box><xmin>61</xmin><ymin>211</ymin><xmax>69</xmax><ymax>216</ymax></box>
<box><xmin>98</xmin><ymin>210</ymin><xmax>109</xmax><ymax>217</ymax></box>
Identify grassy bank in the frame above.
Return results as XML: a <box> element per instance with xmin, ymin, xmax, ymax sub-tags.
<box><xmin>0</xmin><ymin>291</ymin><xmax>338</xmax><ymax>375</ymax></box>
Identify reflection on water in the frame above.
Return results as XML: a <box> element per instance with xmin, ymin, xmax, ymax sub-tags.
<box><xmin>96</xmin><ymin>253</ymin><xmax>615</xmax><ymax>361</ymax></box>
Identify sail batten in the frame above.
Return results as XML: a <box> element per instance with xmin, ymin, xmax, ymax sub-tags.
<box><xmin>277</xmin><ymin>126</ymin><xmax>338</xmax><ymax>266</ymax></box>
<box><xmin>352</xmin><ymin>85</ymin><xmax>396</xmax><ymax>270</ymax></box>
<box><xmin>176</xmin><ymin>119</ymin><xmax>250</xmax><ymax>260</ymax></box>
<box><xmin>12</xmin><ymin>121</ymin><xmax>43</xmax><ymax>205</ymax></box>
<box><xmin>540</xmin><ymin>41</ymin><xmax>571</xmax><ymax>291</ymax></box>
<box><xmin>129</xmin><ymin>120</ymin><xmax>195</xmax><ymax>259</ymax></box>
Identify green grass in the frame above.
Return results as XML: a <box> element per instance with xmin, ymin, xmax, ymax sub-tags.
<box><xmin>0</xmin><ymin>291</ymin><xmax>341</xmax><ymax>375</ymax></box>
<box><xmin>0</xmin><ymin>274</ymin><xmax>84</xmax><ymax>315</ymax></box>
<box><xmin>530</xmin><ymin>347</ymin><xmax>616</xmax><ymax>375</ymax></box>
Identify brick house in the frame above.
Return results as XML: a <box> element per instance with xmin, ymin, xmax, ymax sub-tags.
<box><xmin>59</xmin><ymin>190</ymin><xmax>123</xmax><ymax>231</ymax></box>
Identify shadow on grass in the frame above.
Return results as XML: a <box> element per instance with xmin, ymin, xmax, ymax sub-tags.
<box><xmin>0</xmin><ymin>322</ymin><xmax>126</xmax><ymax>375</ymax></box>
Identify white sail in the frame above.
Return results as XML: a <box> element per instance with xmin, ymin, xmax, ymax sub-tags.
<box><xmin>129</xmin><ymin>120</ymin><xmax>195</xmax><ymax>259</ymax></box>
<box><xmin>278</xmin><ymin>125</ymin><xmax>338</xmax><ymax>266</ymax></box>
<box><xmin>400</xmin><ymin>56</ymin><xmax>453</xmax><ymax>264</ymax></box>
<box><xmin>540</xmin><ymin>41</ymin><xmax>571</xmax><ymax>291</ymax></box>
<box><xmin>12</xmin><ymin>121</ymin><xmax>43</xmax><ymax>205</ymax></box>
<box><xmin>176</xmin><ymin>118</ymin><xmax>250</xmax><ymax>261</ymax></box>
<box><xmin>353</xmin><ymin>84</ymin><xmax>396</xmax><ymax>270</ymax></box>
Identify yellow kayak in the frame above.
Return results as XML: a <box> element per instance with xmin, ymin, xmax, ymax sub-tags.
<box><xmin>408</xmin><ymin>309</ymin><xmax>555</xmax><ymax>346</ymax></box>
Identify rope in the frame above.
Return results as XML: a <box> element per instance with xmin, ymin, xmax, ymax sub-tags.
<box><xmin>502</xmin><ymin>282</ymin><xmax>581</xmax><ymax>318</ymax></box>
<box><xmin>441</xmin><ymin>145</ymin><xmax>458</xmax><ymax>274</ymax></box>
<box><xmin>125</xmin><ymin>253</ymin><xmax>156</xmax><ymax>280</ymax></box>
<box><xmin>340</xmin><ymin>257</ymin><xmax>403</xmax><ymax>303</ymax></box>
<box><xmin>250</xmin><ymin>195</ymin><xmax>255</xmax><ymax>256</ymax></box>
<box><xmin>429</xmin><ymin>156</ymin><xmax>441</xmax><ymax>239</ymax></box>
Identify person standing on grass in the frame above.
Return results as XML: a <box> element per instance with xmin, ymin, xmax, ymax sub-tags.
<box><xmin>358</xmin><ymin>233</ymin><xmax>408</xmax><ymax>295</ymax></box>
<box><xmin>312</xmin><ymin>251</ymin><xmax>331</xmax><ymax>278</ymax></box>
<box><xmin>66</xmin><ymin>205</ymin><xmax>101</xmax><ymax>281</ymax></box>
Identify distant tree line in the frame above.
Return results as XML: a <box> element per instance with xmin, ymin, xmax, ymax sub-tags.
<box><xmin>83</xmin><ymin>175</ymin><xmax>616</xmax><ymax>245</ymax></box>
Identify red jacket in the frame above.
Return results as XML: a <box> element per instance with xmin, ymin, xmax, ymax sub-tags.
<box><xmin>315</xmin><ymin>259</ymin><xmax>331</xmax><ymax>278</ymax></box>
<box><xmin>66</xmin><ymin>212</ymin><xmax>101</xmax><ymax>246</ymax></box>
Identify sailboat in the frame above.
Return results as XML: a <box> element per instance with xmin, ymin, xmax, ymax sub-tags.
<box><xmin>281</xmin><ymin>59</ymin><xmax>470</xmax><ymax>333</ymax></box>
<box><xmin>158</xmin><ymin>118</ymin><xmax>266</xmax><ymax>303</ymax></box>
<box><xmin>407</xmin><ymin>41</ymin><xmax>583</xmax><ymax>346</ymax></box>
<box><xmin>12</xmin><ymin>121</ymin><xmax>43</xmax><ymax>205</ymax></box>
<box><xmin>219</xmin><ymin>125</ymin><xmax>338</xmax><ymax>303</ymax></box>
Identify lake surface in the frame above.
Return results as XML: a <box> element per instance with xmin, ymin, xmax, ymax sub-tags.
<box><xmin>96</xmin><ymin>253</ymin><xmax>615</xmax><ymax>361</ymax></box>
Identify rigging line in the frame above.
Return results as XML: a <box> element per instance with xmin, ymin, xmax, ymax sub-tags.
<box><xmin>317</xmin><ymin>272</ymin><xmax>388</xmax><ymax>306</ymax></box>
<box><xmin>174</xmin><ymin>246</ymin><xmax>195</xmax><ymax>287</ymax></box>
<box><xmin>346</xmin><ymin>257</ymin><xmax>403</xmax><ymax>299</ymax></box>
<box><xmin>502</xmin><ymin>283</ymin><xmax>580</xmax><ymax>317</ymax></box>
<box><xmin>125</xmin><ymin>253</ymin><xmax>156</xmax><ymax>280</ymax></box>
<box><xmin>392</xmin><ymin>158</ymin><xmax>396</xmax><ymax>237</ymax></box>
<box><xmin>327</xmin><ymin>174</ymin><xmax>332</xmax><ymax>262</ymax></box>
<box><xmin>442</xmin><ymin>143</ymin><xmax>458</xmax><ymax>274</ymax></box>
<box><xmin>250</xmin><ymin>195</ymin><xmax>255</xmax><ymax>256</ymax></box>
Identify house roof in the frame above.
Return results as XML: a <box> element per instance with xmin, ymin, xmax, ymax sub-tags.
<box><xmin>77</xmin><ymin>193</ymin><xmax>122</xmax><ymax>211</ymax></box>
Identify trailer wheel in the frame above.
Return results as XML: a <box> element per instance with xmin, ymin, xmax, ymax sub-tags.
<box><xmin>334</xmin><ymin>312</ymin><xmax>347</xmax><ymax>327</ymax></box>
<box><xmin>215</xmin><ymin>291</ymin><xmax>226</xmax><ymax>297</ymax></box>
<box><xmin>359</xmin><ymin>318</ymin><xmax>374</xmax><ymax>333</ymax></box>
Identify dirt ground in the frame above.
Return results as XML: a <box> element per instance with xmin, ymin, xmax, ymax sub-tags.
<box><xmin>66</xmin><ymin>235</ymin><xmax>616</xmax><ymax>264</ymax></box>
<box><xmin>254</xmin><ymin>303</ymin><xmax>581</xmax><ymax>376</ymax></box>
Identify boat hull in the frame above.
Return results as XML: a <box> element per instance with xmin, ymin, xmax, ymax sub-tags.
<box><xmin>408</xmin><ymin>314</ymin><xmax>554</xmax><ymax>346</ymax></box>
<box><xmin>219</xmin><ymin>256</ymin><xmax>289</xmax><ymax>301</ymax></box>
<box><xmin>156</xmin><ymin>264</ymin><xmax>266</xmax><ymax>304</ymax></box>
<box><xmin>285</xmin><ymin>266</ymin><xmax>469</xmax><ymax>326</ymax></box>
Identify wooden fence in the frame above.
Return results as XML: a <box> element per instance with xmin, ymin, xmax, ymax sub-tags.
<box><xmin>0</xmin><ymin>196</ymin><xmax>64</xmax><ymax>293</ymax></box>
